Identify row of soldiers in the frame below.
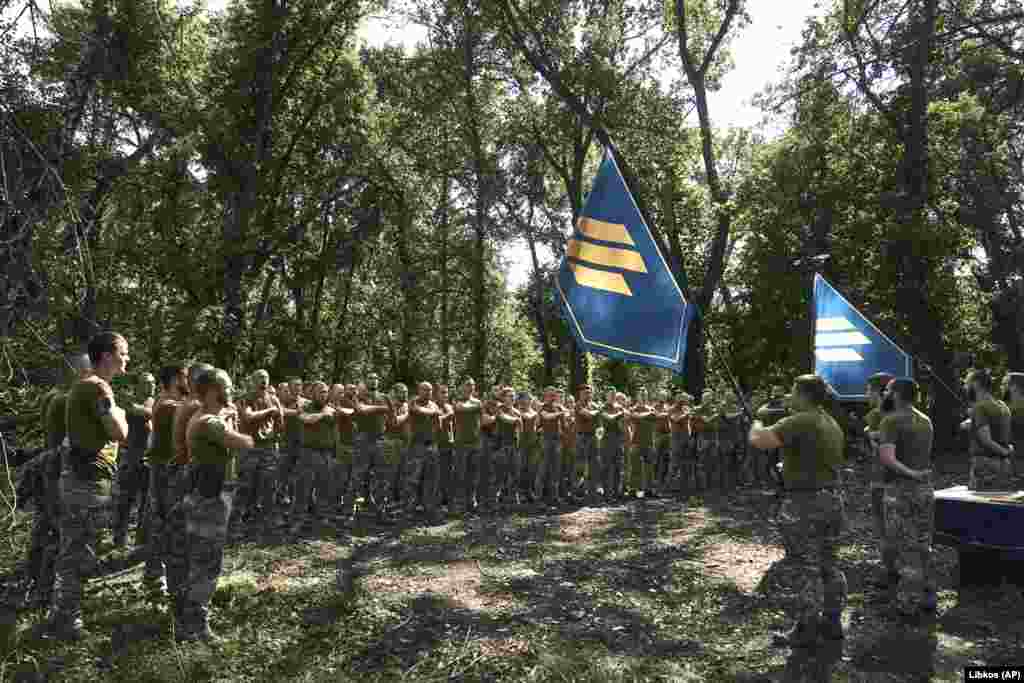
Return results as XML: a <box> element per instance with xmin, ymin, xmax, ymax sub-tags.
<box><xmin>38</xmin><ymin>329</ymin><xmax>1024</xmax><ymax>649</ymax></box>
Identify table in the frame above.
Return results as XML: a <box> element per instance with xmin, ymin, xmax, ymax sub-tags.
<box><xmin>933</xmin><ymin>485</ymin><xmax>1024</xmax><ymax>588</ymax></box>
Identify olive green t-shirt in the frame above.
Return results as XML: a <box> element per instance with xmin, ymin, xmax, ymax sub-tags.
<box><xmin>243</xmin><ymin>391</ymin><xmax>281</xmax><ymax>443</ymax></box>
<box><xmin>147</xmin><ymin>397</ymin><xmax>182</xmax><ymax>465</ymax></box>
<box><xmin>188</xmin><ymin>413</ymin><xmax>231</xmax><ymax>466</ymax></box>
<box><xmin>602</xmin><ymin>411</ymin><xmax>623</xmax><ymax>435</ymax></box>
<box><xmin>865</xmin><ymin>408</ymin><xmax>882</xmax><ymax>432</ymax></box>
<box><xmin>970</xmin><ymin>398</ymin><xmax>1012</xmax><ymax>457</ymax></box>
<box><xmin>878</xmin><ymin>407</ymin><xmax>933</xmax><ymax>480</ymax></box>
<box><xmin>410</xmin><ymin>402</ymin><xmax>436</xmax><ymax>441</ymax></box>
<box><xmin>355</xmin><ymin>397</ymin><xmax>388</xmax><ymax>438</ymax></box>
<box><xmin>1010</xmin><ymin>398</ymin><xmax>1024</xmax><ymax>447</ymax></box>
<box><xmin>65</xmin><ymin>378</ymin><xmax>119</xmax><ymax>480</ymax></box>
<box><xmin>173</xmin><ymin>400</ymin><xmax>201</xmax><ymax>465</ymax></box>
<box><xmin>454</xmin><ymin>402</ymin><xmax>482</xmax><ymax>447</ymax></box>
<box><xmin>632</xmin><ymin>411</ymin><xmax>657</xmax><ymax>449</ymax></box>
<box><xmin>335</xmin><ymin>406</ymin><xmax>356</xmax><ymax>447</ymax></box>
<box><xmin>770</xmin><ymin>407</ymin><xmax>844</xmax><ymax>489</ymax></box>
<box><xmin>284</xmin><ymin>398</ymin><xmax>306</xmax><ymax>446</ymax></box>
<box><xmin>521</xmin><ymin>412</ymin><xmax>539</xmax><ymax>445</ymax></box>
<box><xmin>302</xmin><ymin>401</ymin><xmax>336</xmax><ymax>449</ymax></box>
<box><xmin>496</xmin><ymin>412</ymin><xmax>519</xmax><ymax>443</ymax></box>
<box><xmin>438</xmin><ymin>404</ymin><xmax>455</xmax><ymax>446</ymax></box>
<box><xmin>45</xmin><ymin>392</ymin><xmax>67</xmax><ymax>449</ymax></box>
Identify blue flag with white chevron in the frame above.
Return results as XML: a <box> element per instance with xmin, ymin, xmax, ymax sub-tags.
<box><xmin>813</xmin><ymin>273</ymin><xmax>912</xmax><ymax>400</ymax></box>
<box><xmin>556</xmin><ymin>151</ymin><xmax>693</xmax><ymax>374</ymax></box>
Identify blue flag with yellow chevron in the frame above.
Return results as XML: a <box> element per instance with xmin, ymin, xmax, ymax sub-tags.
<box><xmin>556</xmin><ymin>151</ymin><xmax>693</xmax><ymax>374</ymax></box>
<box><xmin>813</xmin><ymin>273</ymin><xmax>912</xmax><ymax>400</ymax></box>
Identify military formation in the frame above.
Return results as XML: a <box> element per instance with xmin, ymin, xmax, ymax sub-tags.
<box><xmin>16</xmin><ymin>330</ymin><xmax>1024</xmax><ymax>651</ymax></box>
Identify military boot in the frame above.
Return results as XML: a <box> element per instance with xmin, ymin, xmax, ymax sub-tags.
<box><xmin>819</xmin><ymin>611</ymin><xmax>844</xmax><ymax>640</ymax></box>
<box><xmin>772</xmin><ymin>619</ymin><xmax>819</xmax><ymax>648</ymax></box>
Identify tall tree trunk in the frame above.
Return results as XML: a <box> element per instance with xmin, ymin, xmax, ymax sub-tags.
<box><xmin>332</xmin><ymin>258</ymin><xmax>358</xmax><ymax>381</ymax></box>
<box><xmin>438</xmin><ymin>175</ymin><xmax>452</xmax><ymax>387</ymax></box>
<box><xmin>523</xmin><ymin>213</ymin><xmax>555</xmax><ymax>385</ymax></box>
<box><xmin>394</xmin><ymin>199</ymin><xmax>415</xmax><ymax>385</ymax></box>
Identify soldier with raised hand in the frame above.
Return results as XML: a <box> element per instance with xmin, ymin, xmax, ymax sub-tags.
<box><xmin>877</xmin><ymin>378</ymin><xmax>936</xmax><ymax>621</ymax></box>
<box><xmin>333</xmin><ymin>384</ymin><xmax>358</xmax><ymax>518</ymax></box>
<box><xmin>628</xmin><ymin>389</ymin><xmax>657</xmax><ymax>498</ymax></box>
<box><xmin>575</xmin><ymin>385</ymin><xmax>601</xmax><ymax>505</ymax></box>
<box><xmin>141</xmin><ymin>363</ymin><xmax>188</xmax><ymax>602</ymax></box>
<box><xmin>403</xmin><ymin>382</ymin><xmax>441</xmax><ymax>520</ymax></box>
<box><xmin>493</xmin><ymin>387</ymin><xmax>523</xmax><ymax>509</ymax></box>
<box><xmin>536</xmin><ymin>387</ymin><xmax>565</xmax><ymax>507</ymax></box>
<box><xmin>178</xmin><ymin>368</ymin><xmax>254</xmax><ymax>642</ymax></box>
<box><xmin>654</xmin><ymin>390</ymin><xmax>673</xmax><ymax>496</ymax></box>
<box><xmin>237</xmin><ymin>370</ymin><xmax>284</xmax><ymax>528</ymax></box>
<box><xmin>295</xmin><ymin>381</ymin><xmax>336</xmax><ymax>530</ymax></box>
<box><xmin>517</xmin><ymin>392</ymin><xmax>540</xmax><ymax>503</ymax></box>
<box><xmin>24</xmin><ymin>354</ymin><xmax>92</xmax><ymax>608</ymax></box>
<box><xmin>453</xmin><ymin>379</ymin><xmax>483</xmax><ymax>514</ymax></box>
<box><xmin>353</xmin><ymin>375</ymin><xmax>391</xmax><ymax>516</ymax></box>
<box><xmin>279</xmin><ymin>378</ymin><xmax>307</xmax><ymax>508</ymax></box>
<box><xmin>40</xmin><ymin>332</ymin><xmax>130</xmax><ymax>641</ymax></box>
<box><xmin>112</xmin><ymin>372</ymin><xmax>155</xmax><ymax>547</ymax></box>
<box><xmin>749</xmin><ymin>374</ymin><xmax>847</xmax><ymax>648</ymax></box>
<box><xmin>600</xmin><ymin>390</ymin><xmax>626</xmax><ymax>501</ymax></box>
<box><xmin>962</xmin><ymin>369</ymin><xmax>1015</xmax><ymax>491</ymax></box>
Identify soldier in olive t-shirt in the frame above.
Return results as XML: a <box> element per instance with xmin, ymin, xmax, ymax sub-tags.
<box><xmin>962</xmin><ymin>370</ymin><xmax>1014</xmax><ymax>491</ymax></box>
<box><xmin>749</xmin><ymin>375</ymin><xmax>846</xmax><ymax>646</ymax></box>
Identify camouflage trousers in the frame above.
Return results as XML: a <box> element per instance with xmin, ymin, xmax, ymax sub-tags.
<box><xmin>669</xmin><ymin>435</ymin><xmax>697</xmax><ymax>492</ymax></box>
<box><xmin>178</xmin><ymin>491</ymin><xmax>231</xmax><ymax>638</ymax></box>
<box><xmin>969</xmin><ymin>455</ymin><xmax>1014</xmax><ymax>492</ymax></box>
<box><xmin>352</xmin><ymin>433</ymin><xmax>387</xmax><ymax>511</ymax></box>
<box><xmin>870</xmin><ymin>483</ymin><xmax>889</xmax><ymax>570</ymax></box>
<box><xmin>113</xmin><ymin>447</ymin><xmax>149</xmax><ymax>545</ymax></box>
<box><xmin>883</xmin><ymin>480</ymin><xmax>935</xmax><ymax>613</ymax></box>
<box><xmin>519</xmin><ymin>440</ymin><xmax>541</xmax><ymax>498</ymax></box>
<box><xmin>577</xmin><ymin>433</ymin><xmax>600</xmax><ymax>498</ymax></box>
<box><xmin>602</xmin><ymin>432</ymin><xmax>624</xmax><ymax>497</ymax></box>
<box><xmin>535</xmin><ymin>434</ymin><xmax>562</xmax><ymax>502</ymax></box>
<box><xmin>476</xmin><ymin>436</ymin><xmax>498</xmax><ymax>508</ymax></box>
<box><xmin>404</xmin><ymin>439</ymin><xmax>439</xmax><ymax>513</ymax></box>
<box><xmin>627</xmin><ymin>445</ymin><xmax>655</xmax><ymax>493</ymax></box>
<box><xmin>144</xmin><ymin>463</ymin><xmax>190</xmax><ymax>585</ymax></box>
<box><xmin>333</xmin><ymin>444</ymin><xmax>354</xmax><ymax>510</ymax></box>
<box><xmin>293</xmin><ymin>447</ymin><xmax>332</xmax><ymax>519</ymax></box>
<box><xmin>452</xmin><ymin>444</ymin><xmax>481</xmax><ymax>511</ymax></box>
<box><xmin>777</xmin><ymin>488</ymin><xmax>848</xmax><ymax>624</ymax></box>
<box><xmin>27</xmin><ymin>449</ymin><xmax>62</xmax><ymax>602</ymax></box>
<box><xmin>560</xmin><ymin>444</ymin><xmax>577</xmax><ymax>495</ymax></box>
<box><xmin>437</xmin><ymin>444</ymin><xmax>455</xmax><ymax>506</ymax></box>
<box><xmin>50</xmin><ymin>473</ymin><xmax>113</xmax><ymax>624</ymax></box>
<box><xmin>237</xmin><ymin>444</ymin><xmax>279</xmax><ymax>519</ymax></box>
<box><xmin>492</xmin><ymin>440</ymin><xmax>520</xmax><ymax>505</ymax></box>
<box><xmin>655</xmin><ymin>434</ymin><xmax>672</xmax><ymax>490</ymax></box>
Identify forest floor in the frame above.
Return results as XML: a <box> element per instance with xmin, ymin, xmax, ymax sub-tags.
<box><xmin>2</xmin><ymin>455</ymin><xmax>1024</xmax><ymax>682</ymax></box>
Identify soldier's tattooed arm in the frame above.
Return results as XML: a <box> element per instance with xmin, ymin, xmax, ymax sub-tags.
<box><xmin>748</xmin><ymin>420</ymin><xmax>783</xmax><ymax>450</ymax></box>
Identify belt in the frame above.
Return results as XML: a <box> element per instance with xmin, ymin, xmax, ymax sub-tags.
<box><xmin>413</xmin><ymin>439</ymin><xmax>435</xmax><ymax>446</ymax></box>
<box><xmin>786</xmin><ymin>484</ymin><xmax>838</xmax><ymax>493</ymax></box>
<box><xmin>577</xmin><ymin>432</ymin><xmax>595</xmax><ymax>437</ymax></box>
<box><xmin>254</xmin><ymin>439</ymin><xmax>279</xmax><ymax>447</ymax></box>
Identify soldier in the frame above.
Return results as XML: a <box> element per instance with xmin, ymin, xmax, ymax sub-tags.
<box><xmin>25</xmin><ymin>354</ymin><xmax>91</xmax><ymax>607</ymax></box>
<box><xmin>333</xmin><ymin>385</ymin><xmax>358</xmax><ymax>518</ymax></box>
<box><xmin>238</xmin><ymin>370</ymin><xmax>284</xmax><ymax>528</ymax></box>
<box><xmin>279</xmin><ymin>378</ymin><xmax>307</xmax><ymax>507</ymax></box>
<box><xmin>41</xmin><ymin>332</ymin><xmax>130</xmax><ymax>640</ymax></box>
<box><xmin>536</xmin><ymin>387</ymin><xmax>564</xmax><ymax>507</ymax></box>
<box><xmin>749</xmin><ymin>374</ymin><xmax>847</xmax><ymax>648</ymax></box>
<box><xmin>877</xmin><ymin>378</ymin><xmax>936</xmax><ymax>618</ymax></box>
<box><xmin>452</xmin><ymin>379</ymin><xmax>483</xmax><ymax>514</ymax></box>
<box><xmin>517</xmin><ymin>393</ymin><xmax>540</xmax><ymax>503</ymax></box>
<box><xmin>696</xmin><ymin>390</ymin><xmax>721</xmax><ymax>490</ymax></box>
<box><xmin>386</xmin><ymin>383</ymin><xmax>410</xmax><ymax>506</ymax></box>
<box><xmin>179</xmin><ymin>368</ymin><xmax>253</xmax><ymax>642</ymax></box>
<box><xmin>718</xmin><ymin>392</ymin><xmax>746</xmax><ymax>490</ymax></box>
<box><xmin>654</xmin><ymin>390</ymin><xmax>673</xmax><ymax>496</ymax></box>
<box><xmin>575</xmin><ymin>385</ymin><xmax>601</xmax><ymax>504</ymax></box>
<box><xmin>862</xmin><ymin>372</ymin><xmax>895</xmax><ymax>588</ymax></box>
<box><xmin>476</xmin><ymin>389</ymin><xmax>499</xmax><ymax>512</ymax></box>
<box><xmin>561</xmin><ymin>394</ymin><xmax>578</xmax><ymax>499</ymax></box>
<box><xmin>600</xmin><ymin>390</ymin><xmax>626</xmax><ymax>501</ymax></box>
<box><xmin>669</xmin><ymin>394</ymin><xmax>694</xmax><ymax>494</ymax></box>
<box><xmin>353</xmin><ymin>375</ymin><xmax>391</xmax><ymax>516</ymax></box>
<box><xmin>141</xmin><ymin>363</ymin><xmax>189</xmax><ymax>601</ymax></box>
<box><xmin>961</xmin><ymin>369</ymin><xmax>1014</xmax><ymax>491</ymax></box>
<box><xmin>1006</xmin><ymin>373</ymin><xmax>1024</xmax><ymax>480</ymax></box>
<box><xmin>494</xmin><ymin>387</ymin><xmax>522</xmax><ymax>508</ymax></box>
<box><xmin>295</xmin><ymin>381</ymin><xmax>335</xmax><ymax>529</ymax></box>
<box><xmin>435</xmin><ymin>385</ymin><xmax>455</xmax><ymax>510</ymax></box>
<box><xmin>404</xmin><ymin>382</ymin><xmax>441</xmax><ymax>520</ymax></box>
<box><xmin>113</xmin><ymin>372</ymin><xmax>155</xmax><ymax>547</ymax></box>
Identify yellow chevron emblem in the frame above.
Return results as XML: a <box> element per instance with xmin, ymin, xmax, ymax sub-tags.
<box><xmin>567</xmin><ymin>216</ymin><xmax>646</xmax><ymax>296</ymax></box>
